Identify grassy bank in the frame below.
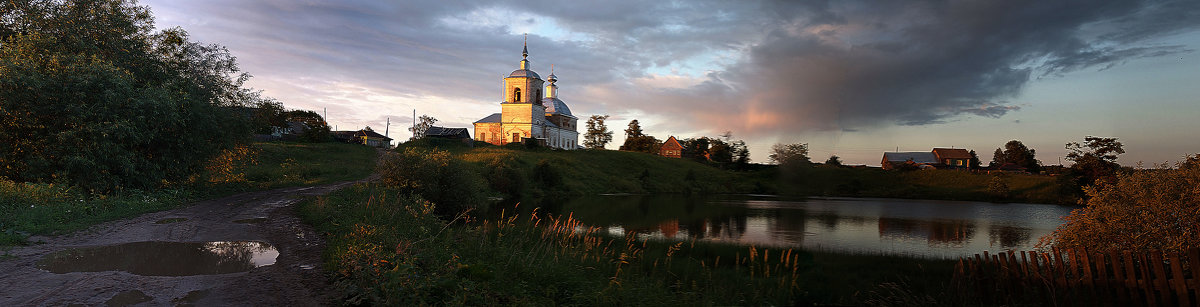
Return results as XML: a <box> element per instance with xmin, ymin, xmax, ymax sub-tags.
<box><xmin>783</xmin><ymin>165</ymin><xmax>1070</xmax><ymax>204</ymax></box>
<box><xmin>299</xmin><ymin>183</ymin><xmax>959</xmax><ymax>305</ymax></box>
<box><xmin>0</xmin><ymin>141</ymin><xmax>376</xmax><ymax>246</ymax></box>
<box><xmin>400</xmin><ymin>141</ymin><xmax>1067</xmax><ymax>204</ymax></box>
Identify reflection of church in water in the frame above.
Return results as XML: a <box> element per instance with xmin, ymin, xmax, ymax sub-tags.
<box><xmin>473</xmin><ymin>38</ymin><xmax>579</xmax><ymax>149</ymax></box>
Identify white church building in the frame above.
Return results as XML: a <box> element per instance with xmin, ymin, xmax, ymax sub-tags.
<box><xmin>473</xmin><ymin>39</ymin><xmax>579</xmax><ymax>149</ymax></box>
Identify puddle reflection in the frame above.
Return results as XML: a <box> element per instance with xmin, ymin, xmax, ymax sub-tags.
<box><xmin>38</xmin><ymin>241</ymin><xmax>278</xmax><ymax>276</ymax></box>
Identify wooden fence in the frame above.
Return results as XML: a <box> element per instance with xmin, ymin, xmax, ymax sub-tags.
<box><xmin>954</xmin><ymin>248</ymin><xmax>1200</xmax><ymax>306</ymax></box>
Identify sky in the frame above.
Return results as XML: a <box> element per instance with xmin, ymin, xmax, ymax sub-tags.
<box><xmin>141</xmin><ymin>0</ymin><xmax>1200</xmax><ymax>166</ymax></box>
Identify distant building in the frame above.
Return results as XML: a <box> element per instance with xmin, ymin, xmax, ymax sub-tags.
<box><xmin>881</xmin><ymin>152</ymin><xmax>939</xmax><ymax>170</ymax></box>
<box><xmin>332</xmin><ymin>126</ymin><xmax>391</xmax><ymax>148</ymax></box>
<box><xmin>473</xmin><ymin>38</ymin><xmax>579</xmax><ymax>149</ymax></box>
<box><xmin>426</xmin><ymin>126</ymin><xmax>471</xmax><ymax>139</ymax></box>
<box><xmin>932</xmin><ymin>148</ymin><xmax>973</xmax><ymax>169</ymax></box>
<box><xmin>659</xmin><ymin>136</ymin><xmax>682</xmax><ymax>158</ymax></box>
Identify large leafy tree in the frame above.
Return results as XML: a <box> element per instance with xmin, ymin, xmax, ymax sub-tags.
<box><xmin>990</xmin><ymin>140</ymin><xmax>1041</xmax><ymax>172</ymax></box>
<box><xmin>0</xmin><ymin>0</ymin><xmax>265</xmax><ymax>191</ymax></box>
<box><xmin>769</xmin><ymin>143</ymin><xmax>811</xmax><ymax>166</ymax></box>
<box><xmin>1060</xmin><ymin>136</ymin><xmax>1126</xmax><ymax>199</ymax></box>
<box><xmin>583</xmin><ymin>115</ymin><xmax>612</xmax><ymax>149</ymax></box>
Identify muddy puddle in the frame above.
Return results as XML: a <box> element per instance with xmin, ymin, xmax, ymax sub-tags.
<box><xmin>37</xmin><ymin>241</ymin><xmax>278</xmax><ymax>276</ymax></box>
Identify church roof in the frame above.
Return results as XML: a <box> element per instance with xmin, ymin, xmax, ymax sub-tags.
<box><xmin>542</xmin><ymin>97</ymin><xmax>573</xmax><ymax>116</ymax></box>
<box><xmin>474</xmin><ymin>113</ymin><xmax>502</xmax><ymax>123</ymax></box>
<box><xmin>509</xmin><ymin>69</ymin><xmax>541</xmax><ymax>79</ymax></box>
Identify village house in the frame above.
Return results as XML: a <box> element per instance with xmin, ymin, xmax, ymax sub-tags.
<box><xmin>473</xmin><ymin>38</ymin><xmax>579</xmax><ymax>149</ymax></box>
<box><xmin>882</xmin><ymin>148</ymin><xmax>977</xmax><ymax>170</ymax></box>
<box><xmin>659</xmin><ymin>136</ymin><xmax>682</xmax><ymax>158</ymax></box>
<box><xmin>881</xmin><ymin>152</ymin><xmax>940</xmax><ymax>170</ymax></box>
<box><xmin>332</xmin><ymin>126</ymin><xmax>392</xmax><ymax>148</ymax></box>
<box><xmin>931</xmin><ymin>148</ymin><xmax>973</xmax><ymax>169</ymax></box>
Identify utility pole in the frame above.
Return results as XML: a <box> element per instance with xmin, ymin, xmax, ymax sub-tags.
<box><xmin>385</xmin><ymin>117</ymin><xmax>390</xmax><ymax>147</ymax></box>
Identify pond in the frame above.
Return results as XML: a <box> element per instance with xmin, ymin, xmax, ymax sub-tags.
<box><xmin>527</xmin><ymin>195</ymin><xmax>1076</xmax><ymax>259</ymax></box>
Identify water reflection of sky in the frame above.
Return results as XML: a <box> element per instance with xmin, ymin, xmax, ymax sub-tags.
<box><xmin>556</xmin><ymin>195</ymin><xmax>1076</xmax><ymax>259</ymax></box>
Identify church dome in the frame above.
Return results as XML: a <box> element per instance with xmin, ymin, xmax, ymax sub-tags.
<box><xmin>509</xmin><ymin>69</ymin><xmax>541</xmax><ymax>79</ymax></box>
<box><xmin>543</xmin><ymin>97</ymin><xmax>572</xmax><ymax>116</ymax></box>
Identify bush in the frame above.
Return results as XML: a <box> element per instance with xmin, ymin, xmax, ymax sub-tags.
<box><xmin>1043</xmin><ymin>162</ymin><xmax>1200</xmax><ymax>254</ymax></box>
<box><xmin>377</xmin><ymin>148</ymin><xmax>486</xmax><ymax>215</ymax></box>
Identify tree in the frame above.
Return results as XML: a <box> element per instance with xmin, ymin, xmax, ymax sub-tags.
<box><xmin>624</xmin><ymin>119</ymin><xmax>644</xmax><ymax>138</ymax></box>
<box><xmin>825</xmin><ymin>155</ymin><xmax>843</xmax><ymax>167</ymax></box>
<box><xmin>0</xmin><ymin>0</ymin><xmax>261</xmax><ymax>191</ymax></box>
<box><xmin>968</xmin><ymin>150</ymin><xmax>982</xmax><ymax>169</ymax></box>
<box><xmin>583</xmin><ymin>115</ymin><xmax>612</xmax><ymax>149</ymax></box>
<box><xmin>1061</xmin><ymin>136</ymin><xmax>1126</xmax><ymax>196</ymax></box>
<box><xmin>285</xmin><ymin>110</ymin><xmax>331</xmax><ymax>142</ymax></box>
<box><xmin>990</xmin><ymin>140</ymin><xmax>1041</xmax><ymax>172</ymax></box>
<box><xmin>1044</xmin><ymin>161</ymin><xmax>1200</xmax><ymax>254</ymax></box>
<box><xmin>680</xmin><ymin>137</ymin><xmax>711</xmax><ymax>162</ymax></box>
<box><xmin>987</xmin><ymin>175</ymin><xmax>1010</xmax><ymax>199</ymax></box>
<box><xmin>408</xmin><ymin>115</ymin><xmax>438</xmax><ymax>140</ymax></box>
<box><xmin>731</xmin><ymin>140</ymin><xmax>751</xmax><ymax>165</ymax></box>
<box><xmin>619</xmin><ymin>119</ymin><xmax>659</xmax><ymax>154</ymax></box>
<box><xmin>769</xmin><ymin>143</ymin><xmax>810</xmax><ymax>166</ymax></box>
<box><xmin>708</xmin><ymin>139</ymin><xmax>733</xmax><ymax>163</ymax></box>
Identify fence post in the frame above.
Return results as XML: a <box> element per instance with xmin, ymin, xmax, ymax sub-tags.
<box><xmin>1168</xmin><ymin>253</ymin><xmax>1189</xmax><ymax>306</ymax></box>
<box><xmin>1150</xmin><ymin>252</ymin><xmax>1172</xmax><ymax>305</ymax></box>
<box><xmin>1109</xmin><ymin>250</ymin><xmax>1131</xmax><ymax>304</ymax></box>
<box><xmin>1189</xmin><ymin>248</ymin><xmax>1200</xmax><ymax>303</ymax></box>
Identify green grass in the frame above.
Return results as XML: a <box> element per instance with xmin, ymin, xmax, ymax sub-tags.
<box><xmin>299</xmin><ymin>183</ymin><xmax>960</xmax><ymax>306</ymax></box>
<box><xmin>782</xmin><ymin>166</ymin><xmax>1070</xmax><ymax>204</ymax></box>
<box><xmin>397</xmin><ymin>141</ymin><xmax>1067</xmax><ymax>204</ymax></box>
<box><xmin>0</xmin><ymin>141</ymin><xmax>377</xmax><ymax>246</ymax></box>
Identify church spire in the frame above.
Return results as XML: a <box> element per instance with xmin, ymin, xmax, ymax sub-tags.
<box><xmin>519</xmin><ymin>34</ymin><xmax>531</xmax><ymax>70</ymax></box>
<box><xmin>546</xmin><ymin>64</ymin><xmax>558</xmax><ymax>98</ymax></box>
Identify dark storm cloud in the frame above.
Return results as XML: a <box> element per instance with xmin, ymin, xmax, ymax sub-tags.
<box><xmin>703</xmin><ymin>0</ymin><xmax>1200</xmax><ymax>132</ymax></box>
<box><xmin>145</xmin><ymin>0</ymin><xmax>1199</xmax><ymax>135</ymax></box>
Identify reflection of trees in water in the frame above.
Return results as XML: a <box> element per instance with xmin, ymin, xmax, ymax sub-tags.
<box><xmin>37</xmin><ymin>241</ymin><xmax>277</xmax><ymax>276</ymax></box>
<box><xmin>987</xmin><ymin>225</ymin><xmax>1032</xmax><ymax>249</ymax></box>
<box><xmin>204</xmin><ymin>241</ymin><xmax>275</xmax><ymax>268</ymax></box>
<box><xmin>766</xmin><ymin>208</ymin><xmax>807</xmax><ymax>245</ymax></box>
<box><xmin>877</xmin><ymin>218</ymin><xmax>976</xmax><ymax>247</ymax></box>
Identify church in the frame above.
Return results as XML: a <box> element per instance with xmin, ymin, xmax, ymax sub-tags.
<box><xmin>473</xmin><ymin>39</ymin><xmax>579</xmax><ymax>149</ymax></box>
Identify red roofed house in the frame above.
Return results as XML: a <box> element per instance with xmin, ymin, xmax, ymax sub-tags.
<box><xmin>659</xmin><ymin>136</ymin><xmax>682</xmax><ymax>158</ymax></box>
<box><xmin>932</xmin><ymin>148</ymin><xmax>973</xmax><ymax>169</ymax></box>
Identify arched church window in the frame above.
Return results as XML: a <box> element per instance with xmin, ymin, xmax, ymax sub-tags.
<box><xmin>513</xmin><ymin>88</ymin><xmax>522</xmax><ymax>102</ymax></box>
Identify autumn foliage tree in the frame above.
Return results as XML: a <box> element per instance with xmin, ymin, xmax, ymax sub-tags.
<box><xmin>1044</xmin><ymin>157</ymin><xmax>1200</xmax><ymax>254</ymax></box>
<box><xmin>0</xmin><ymin>0</ymin><xmax>265</xmax><ymax>191</ymax></box>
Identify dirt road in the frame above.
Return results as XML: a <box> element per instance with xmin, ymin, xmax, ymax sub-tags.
<box><xmin>0</xmin><ymin>179</ymin><xmax>365</xmax><ymax>306</ymax></box>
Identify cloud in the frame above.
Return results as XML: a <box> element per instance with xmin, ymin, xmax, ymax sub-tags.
<box><xmin>142</xmin><ymin>0</ymin><xmax>1200</xmax><ymax>140</ymax></box>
